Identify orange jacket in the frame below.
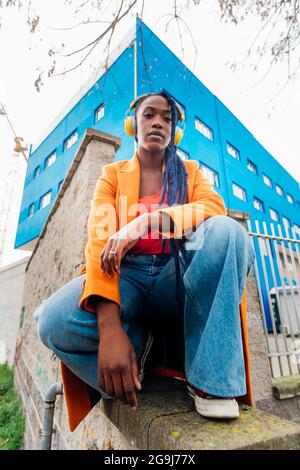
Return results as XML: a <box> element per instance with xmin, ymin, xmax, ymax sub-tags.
<box><xmin>61</xmin><ymin>150</ymin><xmax>252</xmax><ymax>432</ymax></box>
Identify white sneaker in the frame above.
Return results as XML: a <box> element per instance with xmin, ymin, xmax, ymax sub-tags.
<box><xmin>187</xmin><ymin>385</ymin><xmax>240</xmax><ymax>419</ymax></box>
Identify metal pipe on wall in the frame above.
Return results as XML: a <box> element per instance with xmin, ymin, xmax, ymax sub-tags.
<box><xmin>40</xmin><ymin>382</ymin><xmax>63</xmax><ymax>450</ymax></box>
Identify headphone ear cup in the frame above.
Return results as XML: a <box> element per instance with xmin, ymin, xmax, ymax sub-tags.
<box><xmin>125</xmin><ymin>115</ymin><xmax>183</xmax><ymax>143</ymax></box>
<box><xmin>124</xmin><ymin>116</ymin><xmax>136</xmax><ymax>136</ymax></box>
<box><xmin>174</xmin><ymin>126</ymin><xmax>183</xmax><ymax>146</ymax></box>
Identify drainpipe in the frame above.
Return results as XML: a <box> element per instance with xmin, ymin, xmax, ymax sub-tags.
<box><xmin>40</xmin><ymin>382</ymin><xmax>63</xmax><ymax>450</ymax></box>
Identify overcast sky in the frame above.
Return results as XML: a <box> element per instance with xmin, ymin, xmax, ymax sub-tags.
<box><xmin>0</xmin><ymin>0</ymin><xmax>299</xmax><ymax>267</ymax></box>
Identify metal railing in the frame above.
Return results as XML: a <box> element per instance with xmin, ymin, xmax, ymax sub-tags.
<box><xmin>246</xmin><ymin>220</ymin><xmax>300</xmax><ymax>378</ymax></box>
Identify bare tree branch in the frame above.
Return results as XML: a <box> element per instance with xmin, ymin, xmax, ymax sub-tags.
<box><xmin>218</xmin><ymin>0</ymin><xmax>300</xmax><ymax>100</ymax></box>
<box><xmin>47</xmin><ymin>0</ymin><xmax>136</xmax><ymax>88</ymax></box>
<box><xmin>1</xmin><ymin>0</ymin><xmax>299</xmax><ymax>103</ymax></box>
<box><xmin>62</xmin><ymin>0</ymin><xmax>137</xmax><ymax>58</ymax></box>
<box><xmin>45</xmin><ymin>19</ymin><xmax>112</xmax><ymax>31</ymax></box>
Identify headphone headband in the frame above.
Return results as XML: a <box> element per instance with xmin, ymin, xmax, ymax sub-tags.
<box><xmin>129</xmin><ymin>92</ymin><xmax>185</xmax><ymax>122</ymax></box>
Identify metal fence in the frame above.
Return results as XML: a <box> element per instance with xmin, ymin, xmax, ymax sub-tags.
<box><xmin>246</xmin><ymin>219</ymin><xmax>300</xmax><ymax>378</ymax></box>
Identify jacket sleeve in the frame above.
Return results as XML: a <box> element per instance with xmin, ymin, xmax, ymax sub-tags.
<box><xmin>157</xmin><ymin>161</ymin><xmax>227</xmax><ymax>238</ymax></box>
<box><xmin>78</xmin><ymin>164</ymin><xmax>121</xmax><ymax>313</ymax></box>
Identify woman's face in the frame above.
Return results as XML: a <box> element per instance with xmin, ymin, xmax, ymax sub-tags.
<box><xmin>135</xmin><ymin>95</ymin><xmax>172</xmax><ymax>152</ymax></box>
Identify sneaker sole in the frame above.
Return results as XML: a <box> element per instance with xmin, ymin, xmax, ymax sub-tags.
<box><xmin>187</xmin><ymin>385</ymin><xmax>240</xmax><ymax>419</ymax></box>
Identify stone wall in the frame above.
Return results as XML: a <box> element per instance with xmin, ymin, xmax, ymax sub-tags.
<box><xmin>13</xmin><ymin>129</ymin><xmax>284</xmax><ymax>449</ymax></box>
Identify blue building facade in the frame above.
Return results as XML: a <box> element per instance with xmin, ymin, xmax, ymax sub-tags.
<box><xmin>15</xmin><ymin>24</ymin><xmax>136</xmax><ymax>250</ymax></box>
<box><xmin>15</xmin><ymin>18</ymin><xmax>300</xmax><ymax>325</ymax></box>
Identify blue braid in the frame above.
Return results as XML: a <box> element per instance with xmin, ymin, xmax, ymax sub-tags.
<box><xmin>158</xmin><ymin>92</ymin><xmax>188</xmax><ymax>207</ymax></box>
<box><xmin>155</xmin><ymin>92</ymin><xmax>187</xmax><ymax>313</ymax></box>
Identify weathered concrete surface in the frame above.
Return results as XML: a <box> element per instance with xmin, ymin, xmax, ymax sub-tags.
<box><xmin>99</xmin><ymin>374</ymin><xmax>300</xmax><ymax>450</ymax></box>
<box><xmin>272</xmin><ymin>374</ymin><xmax>300</xmax><ymax>400</ymax></box>
<box><xmin>149</xmin><ymin>406</ymin><xmax>300</xmax><ymax>450</ymax></box>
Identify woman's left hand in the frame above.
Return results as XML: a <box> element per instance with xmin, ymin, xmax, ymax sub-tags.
<box><xmin>100</xmin><ymin>213</ymin><xmax>153</xmax><ymax>277</ymax></box>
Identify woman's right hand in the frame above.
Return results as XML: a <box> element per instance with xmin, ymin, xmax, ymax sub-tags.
<box><xmin>98</xmin><ymin>324</ymin><xmax>141</xmax><ymax>409</ymax></box>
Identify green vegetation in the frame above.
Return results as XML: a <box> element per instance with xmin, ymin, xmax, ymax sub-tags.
<box><xmin>0</xmin><ymin>363</ymin><xmax>25</xmax><ymax>450</ymax></box>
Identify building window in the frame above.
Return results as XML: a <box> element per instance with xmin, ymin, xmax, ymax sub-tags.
<box><xmin>195</xmin><ymin>118</ymin><xmax>213</xmax><ymax>141</ymax></box>
<box><xmin>45</xmin><ymin>151</ymin><xmax>56</xmax><ymax>169</ymax></box>
<box><xmin>177</xmin><ymin>148</ymin><xmax>189</xmax><ymax>161</ymax></box>
<box><xmin>200</xmin><ymin>163</ymin><xmax>219</xmax><ymax>188</ymax></box>
<box><xmin>227</xmin><ymin>142</ymin><xmax>240</xmax><ymax>160</ymax></box>
<box><xmin>275</xmin><ymin>184</ymin><xmax>284</xmax><ymax>196</ymax></box>
<box><xmin>270</xmin><ymin>208</ymin><xmax>279</xmax><ymax>222</ymax></box>
<box><xmin>293</xmin><ymin>224</ymin><xmax>300</xmax><ymax>236</ymax></box>
<box><xmin>40</xmin><ymin>191</ymin><xmax>51</xmax><ymax>209</ymax></box>
<box><xmin>253</xmin><ymin>196</ymin><xmax>264</xmax><ymax>212</ymax></box>
<box><xmin>287</xmin><ymin>193</ymin><xmax>294</xmax><ymax>204</ymax></box>
<box><xmin>64</xmin><ymin>130</ymin><xmax>78</xmax><ymax>151</ymax></box>
<box><xmin>282</xmin><ymin>216</ymin><xmax>291</xmax><ymax>230</ymax></box>
<box><xmin>232</xmin><ymin>182</ymin><xmax>246</xmax><ymax>201</ymax></box>
<box><xmin>247</xmin><ymin>159</ymin><xmax>257</xmax><ymax>174</ymax></box>
<box><xmin>28</xmin><ymin>203</ymin><xmax>34</xmax><ymax>218</ymax></box>
<box><xmin>263</xmin><ymin>174</ymin><xmax>273</xmax><ymax>188</ymax></box>
<box><xmin>33</xmin><ymin>166</ymin><xmax>40</xmax><ymax>179</ymax></box>
<box><xmin>95</xmin><ymin>104</ymin><xmax>105</xmax><ymax>122</ymax></box>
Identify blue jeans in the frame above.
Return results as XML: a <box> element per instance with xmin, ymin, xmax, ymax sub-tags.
<box><xmin>34</xmin><ymin>215</ymin><xmax>255</xmax><ymax>398</ymax></box>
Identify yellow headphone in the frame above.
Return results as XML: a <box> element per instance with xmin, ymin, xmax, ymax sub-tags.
<box><xmin>124</xmin><ymin>92</ymin><xmax>185</xmax><ymax>146</ymax></box>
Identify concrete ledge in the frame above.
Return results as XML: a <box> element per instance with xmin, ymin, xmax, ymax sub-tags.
<box><xmin>272</xmin><ymin>375</ymin><xmax>300</xmax><ymax>400</ymax></box>
<box><xmin>226</xmin><ymin>209</ymin><xmax>250</xmax><ymax>221</ymax></box>
<box><xmin>101</xmin><ymin>375</ymin><xmax>300</xmax><ymax>450</ymax></box>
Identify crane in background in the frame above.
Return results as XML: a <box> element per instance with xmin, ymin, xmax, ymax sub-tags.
<box><xmin>0</xmin><ymin>101</ymin><xmax>28</xmax><ymax>266</ymax></box>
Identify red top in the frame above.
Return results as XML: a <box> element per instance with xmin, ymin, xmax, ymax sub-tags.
<box><xmin>127</xmin><ymin>187</ymin><xmax>171</xmax><ymax>255</ymax></box>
